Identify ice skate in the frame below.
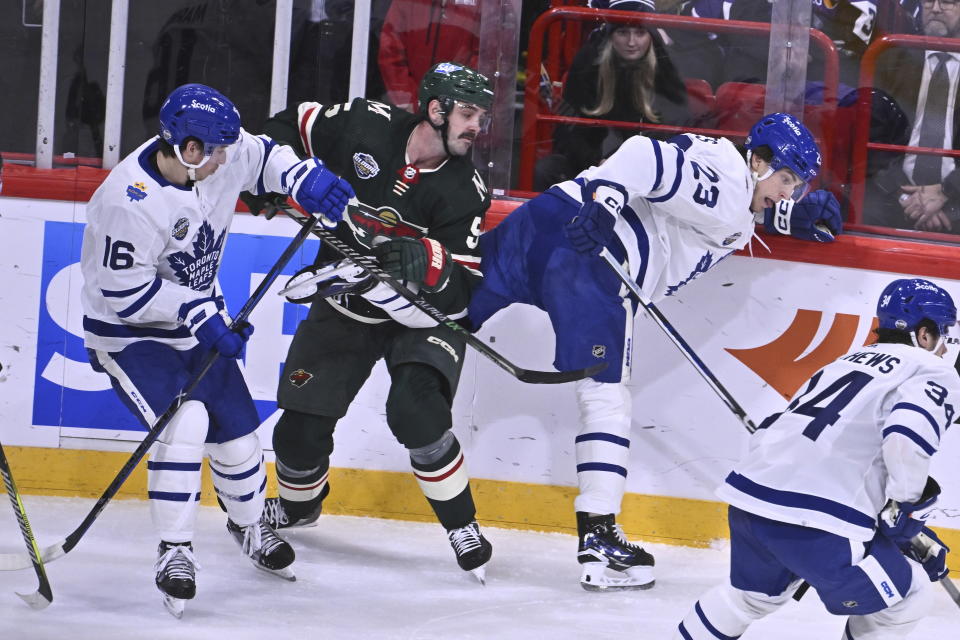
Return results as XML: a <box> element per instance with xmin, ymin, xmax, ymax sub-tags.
<box><xmin>154</xmin><ymin>541</ymin><xmax>199</xmax><ymax>618</ymax></box>
<box><xmin>260</xmin><ymin>496</ymin><xmax>321</xmax><ymax>530</ymax></box>
<box><xmin>576</xmin><ymin>512</ymin><xmax>655</xmax><ymax>592</ymax></box>
<box><xmin>446</xmin><ymin>521</ymin><xmax>492</xmax><ymax>585</ymax></box>
<box><xmin>227</xmin><ymin>519</ymin><xmax>296</xmax><ymax>581</ymax></box>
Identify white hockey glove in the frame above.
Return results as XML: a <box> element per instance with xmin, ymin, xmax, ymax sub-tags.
<box><xmin>280</xmin><ymin>259</ymin><xmax>438</xmax><ymax>329</ymax></box>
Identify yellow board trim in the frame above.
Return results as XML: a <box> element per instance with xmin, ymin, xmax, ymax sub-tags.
<box><xmin>5</xmin><ymin>446</ymin><xmax>959</xmax><ymax>552</ymax></box>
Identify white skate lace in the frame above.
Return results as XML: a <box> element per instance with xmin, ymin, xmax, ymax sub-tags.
<box><xmin>155</xmin><ymin>544</ymin><xmax>200</xmax><ymax>579</ymax></box>
<box><xmin>261</xmin><ymin>498</ymin><xmax>289</xmax><ymax>528</ymax></box>
<box><xmin>612</xmin><ymin>524</ymin><xmax>640</xmax><ymax>551</ymax></box>
<box><xmin>447</xmin><ymin>523</ymin><xmax>482</xmax><ymax>556</ymax></box>
<box><xmin>242</xmin><ymin>522</ymin><xmax>286</xmax><ymax>558</ymax></box>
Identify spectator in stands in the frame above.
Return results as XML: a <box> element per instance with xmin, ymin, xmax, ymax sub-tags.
<box><xmin>534</xmin><ymin>0</ymin><xmax>691</xmax><ymax>191</ymax></box>
<box><xmin>866</xmin><ymin>0</ymin><xmax>960</xmax><ymax>234</ymax></box>
<box><xmin>378</xmin><ymin>0</ymin><xmax>481</xmax><ymax>112</ymax></box>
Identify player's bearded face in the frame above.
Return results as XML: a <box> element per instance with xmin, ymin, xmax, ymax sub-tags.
<box><xmin>446</xmin><ymin>101</ymin><xmax>490</xmax><ymax>156</ymax></box>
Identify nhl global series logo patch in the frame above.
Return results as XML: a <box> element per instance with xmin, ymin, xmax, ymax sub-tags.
<box><xmin>172</xmin><ymin>217</ymin><xmax>190</xmax><ymax>240</ymax></box>
<box><xmin>288</xmin><ymin>369</ymin><xmax>314</xmax><ymax>388</ymax></box>
<box><xmin>353</xmin><ymin>152</ymin><xmax>380</xmax><ymax>179</ymax></box>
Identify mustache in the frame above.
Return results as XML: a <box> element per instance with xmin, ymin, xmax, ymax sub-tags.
<box><xmin>458</xmin><ymin>132</ymin><xmax>476</xmax><ymax>141</ymax></box>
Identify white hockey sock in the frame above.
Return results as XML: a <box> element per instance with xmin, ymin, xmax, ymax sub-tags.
<box><xmin>573</xmin><ymin>379</ymin><xmax>632</xmax><ymax>515</ymax></box>
<box><xmin>675</xmin><ymin>583</ymin><xmax>794</xmax><ymax>639</ymax></box>
<box><xmin>148</xmin><ymin>400</ymin><xmax>207</xmax><ymax>543</ymax></box>
<box><xmin>207</xmin><ymin>433</ymin><xmax>266</xmax><ymax>527</ymax></box>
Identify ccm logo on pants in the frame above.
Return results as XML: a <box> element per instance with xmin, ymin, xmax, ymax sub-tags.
<box><xmin>427</xmin><ymin>336</ymin><xmax>459</xmax><ymax>363</ymax></box>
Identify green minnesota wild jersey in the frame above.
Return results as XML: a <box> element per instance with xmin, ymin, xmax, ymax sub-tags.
<box><xmin>264</xmin><ymin>98</ymin><xmax>489</xmax><ymax>323</ymax></box>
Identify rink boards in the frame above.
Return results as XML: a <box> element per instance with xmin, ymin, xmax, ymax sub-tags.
<box><xmin>1</xmin><ymin>194</ymin><xmax>959</xmax><ymax>550</ymax></box>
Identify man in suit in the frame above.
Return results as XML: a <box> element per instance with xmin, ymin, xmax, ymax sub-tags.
<box><xmin>867</xmin><ymin>0</ymin><xmax>960</xmax><ymax>233</ymax></box>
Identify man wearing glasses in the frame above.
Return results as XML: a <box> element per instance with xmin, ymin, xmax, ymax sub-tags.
<box><xmin>869</xmin><ymin>0</ymin><xmax>960</xmax><ymax>233</ymax></box>
<box><xmin>249</xmin><ymin>62</ymin><xmax>495</xmax><ymax>583</ymax></box>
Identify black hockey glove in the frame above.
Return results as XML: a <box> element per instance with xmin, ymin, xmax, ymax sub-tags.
<box><xmin>240</xmin><ymin>191</ymin><xmax>290</xmax><ymax>220</ymax></box>
<box><xmin>372</xmin><ymin>237</ymin><xmax>453</xmax><ymax>293</ymax></box>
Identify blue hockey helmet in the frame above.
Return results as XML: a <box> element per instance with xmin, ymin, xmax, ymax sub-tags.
<box><xmin>745</xmin><ymin>113</ymin><xmax>821</xmax><ymax>200</ymax></box>
<box><xmin>877</xmin><ymin>278</ymin><xmax>957</xmax><ymax>335</ymax></box>
<box><xmin>159</xmin><ymin>83</ymin><xmax>241</xmax><ymax>164</ymax></box>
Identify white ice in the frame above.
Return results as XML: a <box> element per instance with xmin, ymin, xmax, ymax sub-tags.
<box><xmin>1</xmin><ymin>496</ymin><xmax>957</xmax><ymax>640</ymax></box>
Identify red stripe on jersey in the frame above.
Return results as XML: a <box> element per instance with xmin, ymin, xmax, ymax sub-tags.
<box><xmin>413</xmin><ymin>453</ymin><xmax>464</xmax><ymax>483</ymax></box>
<box><xmin>299</xmin><ymin>106</ymin><xmax>318</xmax><ymax>157</ymax></box>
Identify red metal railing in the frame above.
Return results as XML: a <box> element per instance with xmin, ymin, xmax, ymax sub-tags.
<box><xmin>850</xmin><ymin>33</ymin><xmax>960</xmax><ymax>242</ymax></box>
<box><xmin>520</xmin><ymin>7</ymin><xmax>840</xmax><ymax>191</ymax></box>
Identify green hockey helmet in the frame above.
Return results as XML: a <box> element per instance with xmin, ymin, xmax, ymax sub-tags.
<box><xmin>418</xmin><ymin>62</ymin><xmax>494</xmax><ymax>114</ymax></box>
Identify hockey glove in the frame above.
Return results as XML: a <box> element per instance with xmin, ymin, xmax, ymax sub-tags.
<box><xmin>764</xmin><ymin>189</ymin><xmax>843</xmax><ymax>242</ymax></box>
<box><xmin>282</xmin><ymin>158</ymin><xmax>355</xmax><ymax>228</ymax></box>
<box><xmin>372</xmin><ymin>236</ymin><xmax>453</xmax><ymax>292</ymax></box>
<box><xmin>240</xmin><ymin>191</ymin><xmax>288</xmax><ymax>220</ymax></box>
<box><xmin>907</xmin><ymin>528</ymin><xmax>950</xmax><ymax>582</ymax></box>
<box><xmin>565</xmin><ymin>179</ymin><xmax>626</xmax><ymax>256</ymax></box>
<box><xmin>879</xmin><ymin>476</ymin><xmax>941</xmax><ymax>547</ymax></box>
<box><xmin>281</xmin><ymin>260</ymin><xmax>375</xmax><ymax>304</ymax></box>
<box><xmin>178</xmin><ymin>296</ymin><xmax>254</xmax><ymax>359</ymax></box>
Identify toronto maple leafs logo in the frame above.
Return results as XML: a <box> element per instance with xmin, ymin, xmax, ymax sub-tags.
<box><xmin>166</xmin><ymin>220</ymin><xmax>226</xmax><ymax>291</ymax></box>
<box><xmin>665</xmin><ymin>251</ymin><xmax>714</xmax><ymax>297</ymax></box>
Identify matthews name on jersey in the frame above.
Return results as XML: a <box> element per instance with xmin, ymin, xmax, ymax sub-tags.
<box><xmin>264</xmin><ymin>97</ymin><xmax>488</xmax><ymax>324</ymax></box>
<box><xmin>81</xmin><ymin>130</ymin><xmax>303</xmax><ymax>352</ymax></box>
<box><xmin>556</xmin><ymin>133</ymin><xmax>754</xmax><ymax>302</ymax></box>
<box><xmin>717</xmin><ymin>342</ymin><xmax>960</xmax><ymax>541</ymax></box>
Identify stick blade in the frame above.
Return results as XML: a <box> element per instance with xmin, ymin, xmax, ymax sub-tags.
<box><xmin>0</xmin><ymin>539</ymin><xmax>67</xmax><ymax>572</ymax></box>
<box><xmin>16</xmin><ymin>584</ymin><xmax>52</xmax><ymax>609</ymax></box>
<box><xmin>516</xmin><ymin>362</ymin><xmax>607</xmax><ymax>384</ymax></box>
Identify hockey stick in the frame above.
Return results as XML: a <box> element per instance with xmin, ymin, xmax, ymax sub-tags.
<box><xmin>598</xmin><ymin>248</ymin><xmax>759</xmax><ymax>433</ymax></box>
<box><xmin>0</xmin><ymin>213</ymin><xmax>320</xmax><ymax>572</ymax></box>
<box><xmin>278</xmin><ymin>202</ymin><xmax>607</xmax><ymax>384</ymax></box>
<box><xmin>0</xmin><ymin>441</ymin><xmax>52</xmax><ymax>607</ymax></box>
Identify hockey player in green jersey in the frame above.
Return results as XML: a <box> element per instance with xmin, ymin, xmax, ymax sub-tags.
<box><xmin>252</xmin><ymin>62</ymin><xmax>494</xmax><ymax>582</ymax></box>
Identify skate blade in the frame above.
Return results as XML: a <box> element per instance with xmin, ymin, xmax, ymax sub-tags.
<box><xmin>469</xmin><ymin>565</ymin><xmax>487</xmax><ymax>586</ymax></box>
<box><xmin>580</xmin><ymin>563</ymin><xmax>655</xmax><ymax>592</ymax></box>
<box><xmin>162</xmin><ymin>594</ymin><xmax>187</xmax><ymax>619</ymax></box>
<box><xmin>251</xmin><ymin>561</ymin><xmax>296</xmax><ymax>582</ymax></box>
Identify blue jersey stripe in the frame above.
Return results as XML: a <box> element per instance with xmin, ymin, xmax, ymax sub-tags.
<box><xmin>147</xmin><ymin>461</ymin><xmax>203</xmax><ymax>472</ymax></box>
<box><xmin>255</xmin><ymin>135</ymin><xmax>278</xmax><ymax>195</ymax></box>
<box><xmin>890</xmin><ymin>402</ymin><xmax>941</xmax><ymax>438</ymax></box>
<box><xmin>101</xmin><ymin>281</ymin><xmax>150</xmax><ymax>298</ymax></box>
<box><xmin>725</xmin><ymin>472</ymin><xmax>875</xmax><ymax>529</ymax></box>
<box><xmin>648</xmin><ymin>145</ymin><xmax>685</xmax><ymax>203</ymax></box>
<box><xmin>575</xmin><ymin>432</ymin><xmax>631</xmax><ymax>448</ymax></box>
<box><xmin>651</xmin><ymin>138</ymin><xmax>664</xmax><ymax>192</ymax></box>
<box><xmin>116</xmin><ymin>277</ymin><xmax>162</xmax><ymax>318</ymax></box>
<box><xmin>83</xmin><ymin>316</ymin><xmax>192</xmax><ymax>339</ymax></box>
<box><xmin>882</xmin><ymin>425</ymin><xmax>937</xmax><ymax>456</ymax></box>
<box><xmin>677</xmin><ymin>623</ymin><xmax>694</xmax><ymax>640</ymax></box>
<box><xmin>216</xmin><ymin>477</ymin><xmax>267</xmax><ymax>502</ymax></box>
<box><xmin>576</xmin><ymin>462</ymin><xmax>628</xmax><ymax>477</ymax></box>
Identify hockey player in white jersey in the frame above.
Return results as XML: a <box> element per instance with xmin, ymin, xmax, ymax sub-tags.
<box><xmin>468</xmin><ymin>113</ymin><xmax>843</xmax><ymax>590</ymax></box>
<box><xmin>676</xmin><ymin>277</ymin><xmax>958</xmax><ymax>639</ymax></box>
<box><xmin>80</xmin><ymin>83</ymin><xmax>354</xmax><ymax>616</ymax></box>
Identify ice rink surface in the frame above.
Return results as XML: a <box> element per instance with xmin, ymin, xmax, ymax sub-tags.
<box><xmin>1</xmin><ymin>497</ymin><xmax>957</xmax><ymax>640</ymax></box>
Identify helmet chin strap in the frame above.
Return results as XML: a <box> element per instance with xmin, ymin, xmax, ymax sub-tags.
<box><xmin>746</xmin><ymin>150</ymin><xmax>775</xmax><ymax>190</ymax></box>
<box><xmin>429</xmin><ymin>115</ymin><xmax>452</xmax><ymax>157</ymax></box>
<box><xmin>173</xmin><ymin>145</ymin><xmax>212</xmax><ymax>182</ymax></box>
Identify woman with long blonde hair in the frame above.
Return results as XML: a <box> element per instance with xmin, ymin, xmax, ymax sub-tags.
<box><xmin>534</xmin><ymin>0</ymin><xmax>690</xmax><ymax>190</ymax></box>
